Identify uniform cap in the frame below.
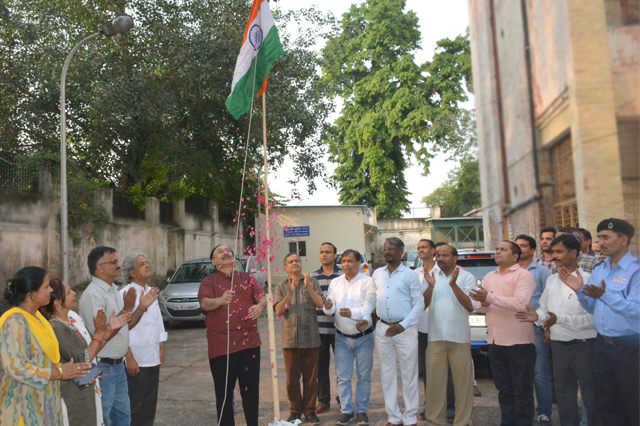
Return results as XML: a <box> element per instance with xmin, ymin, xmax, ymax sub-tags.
<box><xmin>596</xmin><ymin>218</ymin><xmax>635</xmax><ymax>239</ymax></box>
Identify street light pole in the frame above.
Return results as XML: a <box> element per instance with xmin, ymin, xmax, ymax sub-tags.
<box><xmin>60</xmin><ymin>15</ymin><xmax>134</xmax><ymax>283</ymax></box>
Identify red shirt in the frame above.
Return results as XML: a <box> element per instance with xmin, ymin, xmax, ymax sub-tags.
<box><xmin>198</xmin><ymin>271</ymin><xmax>265</xmax><ymax>359</ymax></box>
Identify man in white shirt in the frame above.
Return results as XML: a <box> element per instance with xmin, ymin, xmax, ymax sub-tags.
<box><xmin>120</xmin><ymin>253</ymin><xmax>167</xmax><ymax>426</ymax></box>
<box><xmin>516</xmin><ymin>235</ymin><xmax>602</xmax><ymax>426</ymax></box>
<box><xmin>358</xmin><ymin>237</ymin><xmax>424</xmax><ymax>426</ymax></box>
<box><xmin>423</xmin><ymin>244</ymin><xmax>476</xmax><ymax>426</ymax></box>
<box><xmin>323</xmin><ymin>249</ymin><xmax>376</xmax><ymax>426</ymax></box>
<box><xmin>414</xmin><ymin>239</ymin><xmax>438</xmax><ymax>420</ymax></box>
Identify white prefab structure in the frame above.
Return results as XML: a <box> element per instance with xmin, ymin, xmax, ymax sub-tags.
<box><xmin>263</xmin><ymin>205</ymin><xmax>378</xmax><ymax>284</ymax></box>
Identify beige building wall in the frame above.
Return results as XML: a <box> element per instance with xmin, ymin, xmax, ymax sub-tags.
<box><xmin>469</xmin><ymin>0</ymin><xmax>640</xmax><ymax>256</ymax></box>
<box><xmin>266</xmin><ymin>206</ymin><xmax>377</xmax><ymax>284</ymax></box>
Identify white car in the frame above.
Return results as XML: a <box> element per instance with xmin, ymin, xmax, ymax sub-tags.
<box><xmin>235</xmin><ymin>255</ymin><xmax>267</xmax><ymax>289</ymax></box>
<box><xmin>335</xmin><ymin>251</ymin><xmax>372</xmax><ymax>276</ymax></box>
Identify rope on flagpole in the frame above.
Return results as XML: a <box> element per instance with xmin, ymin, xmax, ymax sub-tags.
<box><xmin>217</xmin><ymin>54</ymin><xmax>260</xmax><ymax>426</ymax></box>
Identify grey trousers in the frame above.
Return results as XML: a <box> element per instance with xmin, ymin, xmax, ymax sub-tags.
<box><xmin>550</xmin><ymin>339</ymin><xmax>601</xmax><ymax>426</ymax></box>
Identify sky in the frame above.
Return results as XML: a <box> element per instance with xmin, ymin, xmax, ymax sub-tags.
<box><xmin>268</xmin><ymin>0</ymin><xmax>471</xmax><ymax>218</ymax></box>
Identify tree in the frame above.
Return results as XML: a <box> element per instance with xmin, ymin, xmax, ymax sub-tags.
<box><xmin>321</xmin><ymin>0</ymin><xmax>472</xmax><ymax>218</ymax></box>
<box><xmin>421</xmin><ymin>158</ymin><xmax>481</xmax><ymax>218</ymax></box>
<box><xmin>0</xmin><ymin>0</ymin><xmax>335</xmax><ymax>224</ymax></box>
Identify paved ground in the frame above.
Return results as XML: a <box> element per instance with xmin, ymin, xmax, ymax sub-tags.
<box><xmin>155</xmin><ymin>316</ymin><xmax>562</xmax><ymax>426</ymax></box>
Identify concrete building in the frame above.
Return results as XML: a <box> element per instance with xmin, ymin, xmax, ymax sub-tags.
<box><xmin>265</xmin><ymin>205</ymin><xmax>378</xmax><ymax>284</ymax></box>
<box><xmin>468</xmin><ymin>0</ymin><xmax>639</xmax><ymax>255</ymax></box>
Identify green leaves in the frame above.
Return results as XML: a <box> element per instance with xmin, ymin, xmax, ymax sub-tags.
<box><xmin>0</xmin><ymin>0</ymin><xmax>335</xmax><ymax>225</ymax></box>
<box><xmin>421</xmin><ymin>158</ymin><xmax>481</xmax><ymax>218</ymax></box>
<box><xmin>321</xmin><ymin>0</ymin><xmax>472</xmax><ymax>219</ymax></box>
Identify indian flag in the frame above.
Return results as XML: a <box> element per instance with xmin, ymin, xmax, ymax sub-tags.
<box><xmin>226</xmin><ymin>0</ymin><xmax>285</xmax><ymax>119</ymax></box>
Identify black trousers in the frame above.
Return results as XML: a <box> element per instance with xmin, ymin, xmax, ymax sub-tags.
<box><xmin>550</xmin><ymin>339</ymin><xmax>601</xmax><ymax>426</ymax></box>
<box><xmin>317</xmin><ymin>333</ymin><xmax>335</xmax><ymax>405</ymax></box>
<box><xmin>209</xmin><ymin>346</ymin><xmax>261</xmax><ymax>426</ymax></box>
<box><xmin>127</xmin><ymin>365</ymin><xmax>160</xmax><ymax>426</ymax></box>
<box><xmin>488</xmin><ymin>343</ymin><xmax>536</xmax><ymax>426</ymax></box>
<box><xmin>592</xmin><ymin>334</ymin><xmax>639</xmax><ymax>426</ymax></box>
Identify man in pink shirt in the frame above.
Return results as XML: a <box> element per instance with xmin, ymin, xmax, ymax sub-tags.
<box><xmin>470</xmin><ymin>241</ymin><xmax>536</xmax><ymax>426</ymax></box>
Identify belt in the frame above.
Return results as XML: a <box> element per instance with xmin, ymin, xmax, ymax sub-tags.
<box><xmin>96</xmin><ymin>357</ymin><xmax>125</xmax><ymax>365</ymax></box>
<box><xmin>380</xmin><ymin>318</ymin><xmax>402</xmax><ymax>326</ymax></box>
<box><xmin>556</xmin><ymin>339</ymin><xmax>591</xmax><ymax>346</ymax></box>
<box><xmin>336</xmin><ymin>327</ymin><xmax>374</xmax><ymax>339</ymax></box>
<box><xmin>597</xmin><ymin>333</ymin><xmax>640</xmax><ymax>346</ymax></box>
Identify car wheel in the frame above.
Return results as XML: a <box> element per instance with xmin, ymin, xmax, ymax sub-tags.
<box><xmin>163</xmin><ymin>320</ymin><xmax>172</xmax><ymax>329</ymax></box>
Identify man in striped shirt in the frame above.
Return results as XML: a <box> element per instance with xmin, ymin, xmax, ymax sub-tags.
<box><xmin>310</xmin><ymin>242</ymin><xmax>344</xmax><ymax>413</ymax></box>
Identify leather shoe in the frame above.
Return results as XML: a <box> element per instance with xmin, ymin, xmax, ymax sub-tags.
<box><xmin>315</xmin><ymin>402</ymin><xmax>330</xmax><ymax>414</ymax></box>
<box><xmin>473</xmin><ymin>385</ymin><xmax>481</xmax><ymax>397</ymax></box>
<box><xmin>386</xmin><ymin>423</ymin><xmax>402</xmax><ymax>426</ymax></box>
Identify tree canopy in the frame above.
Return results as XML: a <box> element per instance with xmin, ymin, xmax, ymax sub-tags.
<box><xmin>0</xmin><ymin>0</ymin><xmax>336</xmax><ymax>224</ymax></box>
<box><xmin>421</xmin><ymin>158</ymin><xmax>480</xmax><ymax>218</ymax></box>
<box><xmin>320</xmin><ymin>0</ymin><xmax>472</xmax><ymax>219</ymax></box>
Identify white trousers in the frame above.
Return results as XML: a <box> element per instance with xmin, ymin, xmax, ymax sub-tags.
<box><xmin>375</xmin><ymin>322</ymin><xmax>420</xmax><ymax>425</ymax></box>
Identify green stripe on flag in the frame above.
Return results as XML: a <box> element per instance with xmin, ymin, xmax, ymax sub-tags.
<box><xmin>226</xmin><ymin>28</ymin><xmax>285</xmax><ymax>119</ymax></box>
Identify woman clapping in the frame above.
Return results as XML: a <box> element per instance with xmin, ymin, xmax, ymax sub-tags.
<box><xmin>0</xmin><ymin>267</ymin><xmax>92</xmax><ymax>426</ymax></box>
<box><xmin>44</xmin><ymin>278</ymin><xmax>131</xmax><ymax>426</ymax></box>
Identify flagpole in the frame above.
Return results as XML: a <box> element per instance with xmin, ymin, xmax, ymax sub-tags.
<box><xmin>262</xmin><ymin>91</ymin><xmax>281</xmax><ymax>420</ymax></box>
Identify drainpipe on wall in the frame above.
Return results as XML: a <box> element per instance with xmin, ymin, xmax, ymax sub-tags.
<box><xmin>489</xmin><ymin>0</ymin><xmax>511</xmax><ymax>239</ymax></box>
<box><xmin>502</xmin><ymin>0</ymin><xmax>547</xmax><ymax>220</ymax></box>
<box><xmin>521</xmin><ymin>0</ymin><xmax>541</xmax><ymax>196</ymax></box>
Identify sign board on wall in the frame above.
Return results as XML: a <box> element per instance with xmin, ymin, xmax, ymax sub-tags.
<box><xmin>284</xmin><ymin>226</ymin><xmax>310</xmax><ymax>237</ymax></box>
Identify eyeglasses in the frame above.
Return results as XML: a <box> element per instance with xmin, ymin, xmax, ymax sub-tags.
<box><xmin>98</xmin><ymin>260</ymin><xmax>119</xmax><ymax>266</ymax></box>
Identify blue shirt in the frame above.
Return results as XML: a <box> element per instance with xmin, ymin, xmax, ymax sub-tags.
<box><xmin>527</xmin><ymin>261</ymin><xmax>552</xmax><ymax>311</ymax></box>
<box><xmin>310</xmin><ymin>265</ymin><xmax>344</xmax><ymax>335</ymax></box>
<box><xmin>363</xmin><ymin>263</ymin><xmax>424</xmax><ymax>330</ymax></box>
<box><xmin>577</xmin><ymin>251</ymin><xmax>640</xmax><ymax>337</ymax></box>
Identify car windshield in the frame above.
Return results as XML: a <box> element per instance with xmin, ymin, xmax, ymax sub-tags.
<box><xmin>336</xmin><ymin>253</ymin><xmax>363</xmax><ymax>264</ymax></box>
<box><xmin>406</xmin><ymin>251</ymin><xmax>418</xmax><ymax>263</ymax></box>
<box><xmin>457</xmin><ymin>258</ymin><xmax>497</xmax><ymax>286</ymax></box>
<box><xmin>235</xmin><ymin>257</ymin><xmax>248</xmax><ymax>271</ymax></box>
<box><xmin>171</xmin><ymin>263</ymin><xmax>217</xmax><ymax>284</ymax></box>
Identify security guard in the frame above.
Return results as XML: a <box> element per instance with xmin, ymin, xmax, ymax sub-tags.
<box><xmin>563</xmin><ymin>218</ymin><xmax>639</xmax><ymax>426</ymax></box>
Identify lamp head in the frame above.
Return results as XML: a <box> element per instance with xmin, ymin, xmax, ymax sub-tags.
<box><xmin>102</xmin><ymin>15</ymin><xmax>134</xmax><ymax>37</ymax></box>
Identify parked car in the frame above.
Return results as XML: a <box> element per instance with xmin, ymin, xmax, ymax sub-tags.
<box><xmin>159</xmin><ymin>258</ymin><xmax>243</xmax><ymax>324</ymax></box>
<box><xmin>335</xmin><ymin>251</ymin><xmax>371</xmax><ymax>276</ymax></box>
<box><xmin>415</xmin><ymin>251</ymin><xmax>497</xmax><ymax>357</ymax></box>
<box><xmin>403</xmin><ymin>250</ymin><xmax>419</xmax><ymax>269</ymax></box>
<box><xmin>235</xmin><ymin>255</ymin><xmax>267</xmax><ymax>289</ymax></box>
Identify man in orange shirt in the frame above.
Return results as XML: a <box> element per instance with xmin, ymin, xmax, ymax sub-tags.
<box><xmin>470</xmin><ymin>241</ymin><xmax>536</xmax><ymax>426</ymax></box>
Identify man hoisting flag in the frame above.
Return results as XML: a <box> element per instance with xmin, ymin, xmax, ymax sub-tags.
<box><xmin>225</xmin><ymin>0</ymin><xmax>286</xmax><ymax>421</ymax></box>
<box><xmin>226</xmin><ymin>0</ymin><xmax>285</xmax><ymax>119</ymax></box>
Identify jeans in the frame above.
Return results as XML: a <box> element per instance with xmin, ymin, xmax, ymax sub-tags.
<box><xmin>533</xmin><ymin>326</ymin><xmax>552</xmax><ymax>418</ymax></box>
<box><xmin>335</xmin><ymin>332</ymin><xmax>375</xmax><ymax>414</ymax></box>
<box><xmin>592</xmin><ymin>334</ymin><xmax>639</xmax><ymax>426</ymax></box>
<box><xmin>318</xmin><ymin>333</ymin><xmax>336</xmax><ymax>404</ymax></box>
<box><xmin>98</xmin><ymin>362</ymin><xmax>131</xmax><ymax>426</ymax></box>
<box><xmin>488</xmin><ymin>344</ymin><xmax>536</xmax><ymax>426</ymax></box>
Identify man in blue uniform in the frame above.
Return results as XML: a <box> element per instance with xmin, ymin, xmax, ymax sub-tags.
<box><xmin>563</xmin><ymin>218</ymin><xmax>639</xmax><ymax>426</ymax></box>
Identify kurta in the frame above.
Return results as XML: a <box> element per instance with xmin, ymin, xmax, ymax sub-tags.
<box><xmin>50</xmin><ymin>319</ymin><xmax>97</xmax><ymax>426</ymax></box>
<box><xmin>0</xmin><ymin>314</ymin><xmax>62</xmax><ymax>426</ymax></box>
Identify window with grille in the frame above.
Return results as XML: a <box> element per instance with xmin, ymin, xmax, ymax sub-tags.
<box><xmin>288</xmin><ymin>241</ymin><xmax>307</xmax><ymax>257</ymax></box>
<box><xmin>622</xmin><ymin>0</ymin><xmax>640</xmax><ymax>24</ymax></box>
<box><xmin>551</xmin><ymin>137</ymin><xmax>579</xmax><ymax>228</ymax></box>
